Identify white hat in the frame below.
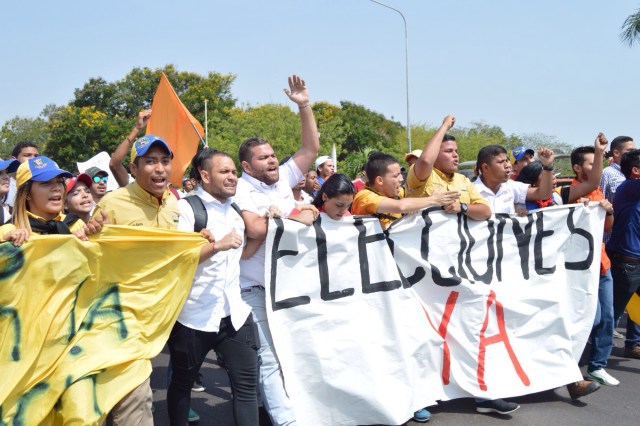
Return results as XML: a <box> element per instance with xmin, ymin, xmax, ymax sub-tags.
<box><xmin>315</xmin><ymin>155</ymin><xmax>331</xmax><ymax>170</ymax></box>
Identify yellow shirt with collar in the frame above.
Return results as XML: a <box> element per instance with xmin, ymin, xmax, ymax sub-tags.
<box><xmin>97</xmin><ymin>181</ymin><xmax>179</xmax><ymax>229</ymax></box>
<box><xmin>405</xmin><ymin>165</ymin><xmax>488</xmax><ymax>206</ymax></box>
<box><xmin>352</xmin><ymin>186</ymin><xmax>403</xmax><ymax>230</ymax></box>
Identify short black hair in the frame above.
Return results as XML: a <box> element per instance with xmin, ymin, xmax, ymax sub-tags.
<box><xmin>570</xmin><ymin>146</ymin><xmax>595</xmax><ymax>169</ymax></box>
<box><xmin>365</xmin><ymin>151</ymin><xmax>398</xmax><ymax>183</ymax></box>
<box><xmin>621</xmin><ymin>149</ymin><xmax>640</xmax><ymax>178</ymax></box>
<box><xmin>11</xmin><ymin>141</ymin><xmax>38</xmax><ymax>158</ymax></box>
<box><xmin>312</xmin><ymin>173</ymin><xmax>355</xmax><ymax>209</ymax></box>
<box><xmin>611</xmin><ymin>136</ymin><xmax>633</xmax><ymax>152</ymax></box>
<box><xmin>191</xmin><ymin>147</ymin><xmax>232</xmax><ymax>182</ymax></box>
<box><xmin>476</xmin><ymin>145</ymin><xmax>507</xmax><ymax>174</ymax></box>
<box><xmin>443</xmin><ymin>134</ymin><xmax>457</xmax><ymax>143</ymax></box>
<box><xmin>238</xmin><ymin>138</ymin><xmax>270</xmax><ymax>164</ymax></box>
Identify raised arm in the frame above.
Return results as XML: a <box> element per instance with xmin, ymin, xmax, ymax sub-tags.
<box><xmin>109</xmin><ymin>109</ymin><xmax>151</xmax><ymax>187</ymax></box>
<box><xmin>413</xmin><ymin>115</ymin><xmax>456</xmax><ymax>181</ymax></box>
<box><xmin>285</xmin><ymin>75</ymin><xmax>320</xmax><ymax>174</ymax></box>
<box><xmin>525</xmin><ymin>148</ymin><xmax>555</xmax><ymax>201</ymax></box>
<box><xmin>568</xmin><ymin>133</ymin><xmax>608</xmax><ymax>201</ymax></box>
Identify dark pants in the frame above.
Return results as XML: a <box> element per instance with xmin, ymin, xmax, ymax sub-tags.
<box><xmin>608</xmin><ymin>251</ymin><xmax>640</xmax><ymax>348</ymax></box>
<box><xmin>167</xmin><ymin>316</ymin><xmax>259</xmax><ymax>426</ymax></box>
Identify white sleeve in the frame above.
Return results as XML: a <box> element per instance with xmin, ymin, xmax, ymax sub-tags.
<box><xmin>282</xmin><ymin>160</ymin><xmax>304</xmax><ymax>189</ymax></box>
<box><xmin>178</xmin><ymin>198</ymin><xmax>196</xmax><ymax>232</ymax></box>
<box><xmin>512</xmin><ymin>181</ymin><xmax>530</xmax><ymax>205</ymax></box>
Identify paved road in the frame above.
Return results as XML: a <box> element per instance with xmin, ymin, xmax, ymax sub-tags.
<box><xmin>151</xmin><ymin>323</ymin><xmax>639</xmax><ymax>426</ymax></box>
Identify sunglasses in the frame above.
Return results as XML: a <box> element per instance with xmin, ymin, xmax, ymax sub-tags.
<box><xmin>93</xmin><ymin>176</ymin><xmax>108</xmax><ymax>183</ymax></box>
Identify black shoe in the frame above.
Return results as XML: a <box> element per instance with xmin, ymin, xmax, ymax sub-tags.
<box><xmin>476</xmin><ymin>399</ymin><xmax>520</xmax><ymax>415</ymax></box>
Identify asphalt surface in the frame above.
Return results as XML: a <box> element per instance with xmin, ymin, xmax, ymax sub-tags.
<box><xmin>151</xmin><ymin>320</ymin><xmax>640</xmax><ymax>426</ymax></box>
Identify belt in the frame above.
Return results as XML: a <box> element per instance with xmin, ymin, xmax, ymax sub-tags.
<box><xmin>608</xmin><ymin>251</ymin><xmax>640</xmax><ymax>264</ymax></box>
<box><xmin>240</xmin><ymin>285</ymin><xmax>265</xmax><ymax>293</ymax></box>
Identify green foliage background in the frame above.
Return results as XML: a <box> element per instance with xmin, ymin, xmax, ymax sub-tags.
<box><xmin>1</xmin><ymin>65</ymin><xmax>576</xmax><ymax>177</ymax></box>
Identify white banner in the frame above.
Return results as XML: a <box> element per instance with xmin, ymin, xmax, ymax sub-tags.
<box><xmin>265</xmin><ymin>203</ymin><xmax>604</xmax><ymax>426</ymax></box>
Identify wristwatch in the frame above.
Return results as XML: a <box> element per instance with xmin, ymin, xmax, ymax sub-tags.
<box><xmin>460</xmin><ymin>202</ymin><xmax>468</xmax><ymax>215</ymax></box>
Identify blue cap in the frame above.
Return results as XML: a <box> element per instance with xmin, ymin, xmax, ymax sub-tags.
<box><xmin>510</xmin><ymin>146</ymin><xmax>535</xmax><ymax>162</ymax></box>
<box><xmin>0</xmin><ymin>158</ymin><xmax>19</xmax><ymax>173</ymax></box>
<box><xmin>16</xmin><ymin>156</ymin><xmax>73</xmax><ymax>187</ymax></box>
<box><xmin>130</xmin><ymin>135</ymin><xmax>173</xmax><ymax>163</ymax></box>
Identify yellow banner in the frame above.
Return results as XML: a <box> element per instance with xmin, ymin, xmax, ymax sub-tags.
<box><xmin>628</xmin><ymin>293</ymin><xmax>640</xmax><ymax>324</ymax></box>
<box><xmin>0</xmin><ymin>226</ymin><xmax>205</xmax><ymax>425</ymax></box>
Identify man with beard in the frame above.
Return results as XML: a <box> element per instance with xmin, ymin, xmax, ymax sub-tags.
<box><xmin>167</xmin><ymin>148</ymin><xmax>259</xmax><ymax>426</ymax></box>
<box><xmin>232</xmin><ymin>74</ymin><xmax>319</xmax><ymax>425</ymax></box>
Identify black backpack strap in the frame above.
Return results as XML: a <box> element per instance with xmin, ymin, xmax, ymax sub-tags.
<box><xmin>230</xmin><ymin>202</ymin><xmax>242</xmax><ymax>218</ymax></box>
<box><xmin>184</xmin><ymin>195</ymin><xmax>208</xmax><ymax>232</ymax></box>
<box><xmin>0</xmin><ymin>206</ymin><xmax>4</xmax><ymax>225</ymax></box>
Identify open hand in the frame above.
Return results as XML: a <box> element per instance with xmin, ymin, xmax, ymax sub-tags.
<box><xmin>283</xmin><ymin>75</ymin><xmax>309</xmax><ymax>107</ymax></box>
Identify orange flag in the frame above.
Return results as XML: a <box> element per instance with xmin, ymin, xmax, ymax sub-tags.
<box><xmin>146</xmin><ymin>73</ymin><xmax>205</xmax><ymax>187</ymax></box>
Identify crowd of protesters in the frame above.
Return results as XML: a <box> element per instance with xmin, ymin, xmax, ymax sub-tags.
<box><xmin>1</xmin><ymin>75</ymin><xmax>639</xmax><ymax>426</ymax></box>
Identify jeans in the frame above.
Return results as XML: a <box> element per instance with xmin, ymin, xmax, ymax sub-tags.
<box><xmin>167</xmin><ymin>316</ymin><xmax>259</xmax><ymax>426</ymax></box>
<box><xmin>241</xmin><ymin>286</ymin><xmax>297</xmax><ymax>426</ymax></box>
<box><xmin>587</xmin><ymin>269</ymin><xmax>614</xmax><ymax>371</ymax></box>
<box><xmin>608</xmin><ymin>253</ymin><xmax>640</xmax><ymax>349</ymax></box>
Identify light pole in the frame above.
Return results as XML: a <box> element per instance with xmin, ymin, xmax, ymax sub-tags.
<box><xmin>369</xmin><ymin>0</ymin><xmax>411</xmax><ymax>153</ymax></box>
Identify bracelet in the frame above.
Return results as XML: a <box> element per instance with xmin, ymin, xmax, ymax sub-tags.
<box><xmin>299</xmin><ymin>103</ymin><xmax>311</xmax><ymax>109</ymax></box>
<box><xmin>542</xmin><ymin>165</ymin><xmax>554</xmax><ymax>171</ymax></box>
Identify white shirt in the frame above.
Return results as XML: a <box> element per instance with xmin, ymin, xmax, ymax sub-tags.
<box><xmin>177</xmin><ymin>187</ymin><xmax>250</xmax><ymax>332</ymax></box>
<box><xmin>234</xmin><ymin>160</ymin><xmax>304</xmax><ymax>289</ymax></box>
<box><xmin>473</xmin><ymin>178</ymin><xmax>529</xmax><ymax>214</ymax></box>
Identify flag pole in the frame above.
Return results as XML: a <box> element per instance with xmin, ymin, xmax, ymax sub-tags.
<box><xmin>190</xmin><ymin>121</ymin><xmax>206</xmax><ymax>147</ymax></box>
<box><xmin>204</xmin><ymin>99</ymin><xmax>209</xmax><ymax>146</ymax></box>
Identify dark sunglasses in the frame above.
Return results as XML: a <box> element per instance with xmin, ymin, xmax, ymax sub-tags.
<box><xmin>93</xmin><ymin>176</ymin><xmax>108</xmax><ymax>183</ymax></box>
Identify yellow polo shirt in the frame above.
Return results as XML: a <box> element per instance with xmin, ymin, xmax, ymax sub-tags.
<box><xmin>98</xmin><ymin>181</ymin><xmax>179</xmax><ymax>229</ymax></box>
<box><xmin>352</xmin><ymin>187</ymin><xmax>402</xmax><ymax>230</ymax></box>
<box><xmin>405</xmin><ymin>165</ymin><xmax>488</xmax><ymax>206</ymax></box>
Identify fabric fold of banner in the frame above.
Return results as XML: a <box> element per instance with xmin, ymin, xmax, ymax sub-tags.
<box><xmin>265</xmin><ymin>204</ymin><xmax>604</xmax><ymax>426</ymax></box>
<box><xmin>0</xmin><ymin>226</ymin><xmax>205</xmax><ymax>425</ymax></box>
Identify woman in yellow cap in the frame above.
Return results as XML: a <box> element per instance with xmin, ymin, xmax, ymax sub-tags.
<box><xmin>0</xmin><ymin>156</ymin><xmax>100</xmax><ymax>246</ymax></box>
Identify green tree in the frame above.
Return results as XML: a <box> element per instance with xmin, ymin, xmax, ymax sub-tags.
<box><xmin>213</xmin><ymin>104</ymin><xmax>302</xmax><ymax>168</ymax></box>
<box><xmin>340</xmin><ymin>101</ymin><xmax>404</xmax><ymax>161</ymax></box>
<box><xmin>45</xmin><ymin>106</ymin><xmax>128</xmax><ymax>172</ymax></box>
<box><xmin>0</xmin><ymin>115</ymin><xmax>50</xmax><ymax>158</ymax></box>
<box><xmin>621</xmin><ymin>7</ymin><xmax>640</xmax><ymax>46</ymax></box>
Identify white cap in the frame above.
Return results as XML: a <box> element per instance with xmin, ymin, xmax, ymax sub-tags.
<box><xmin>315</xmin><ymin>155</ymin><xmax>330</xmax><ymax>170</ymax></box>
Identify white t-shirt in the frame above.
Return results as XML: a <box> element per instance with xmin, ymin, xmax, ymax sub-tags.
<box><xmin>177</xmin><ymin>187</ymin><xmax>250</xmax><ymax>332</ymax></box>
<box><xmin>473</xmin><ymin>178</ymin><xmax>529</xmax><ymax>214</ymax></box>
<box><xmin>234</xmin><ymin>160</ymin><xmax>304</xmax><ymax>289</ymax></box>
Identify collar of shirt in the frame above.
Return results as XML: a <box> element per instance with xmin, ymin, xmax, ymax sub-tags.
<box><xmin>195</xmin><ymin>185</ymin><xmax>232</xmax><ymax>208</ymax></box>
<box><xmin>27</xmin><ymin>210</ymin><xmax>64</xmax><ymax>222</ymax></box>
<box><xmin>131</xmin><ymin>180</ymin><xmax>172</xmax><ymax>206</ymax></box>
<box><xmin>240</xmin><ymin>172</ymin><xmax>279</xmax><ymax>192</ymax></box>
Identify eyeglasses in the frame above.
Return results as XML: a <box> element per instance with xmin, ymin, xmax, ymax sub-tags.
<box><xmin>93</xmin><ymin>176</ymin><xmax>108</xmax><ymax>183</ymax></box>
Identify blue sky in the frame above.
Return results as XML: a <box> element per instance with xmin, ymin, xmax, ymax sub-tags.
<box><xmin>2</xmin><ymin>0</ymin><xmax>639</xmax><ymax>149</ymax></box>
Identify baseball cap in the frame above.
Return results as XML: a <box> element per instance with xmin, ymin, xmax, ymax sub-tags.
<box><xmin>65</xmin><ymin>173</ymin><xmax>93</xmax><ymax>193</ymax></box>
<box><xmin>315</xmin><ymin>155</ymin><xmax>330</xmax><ymax>170</ymax></box>
<box><xmin>16</xmin><ymin>156</ymin><xmax>73</xmax><ymax>188</ymax></box>
<box><xmin>0</xmin><ymin>158</ymin><xmax>19</xmax><ymax>173</ymax></box>
<box><xmin>404</xmin><ymin>149</ymin><xmax>423</xmax><ymax>162</ymax></box>
<box><xmin>510</xmin><ymin>146</ymin><xmax>535</xmax><ymax>163</ymax></box>
<box><xmin>130</xmin><ymin>135</ymin><xmax>173</xmax><ymax>163</ymax></box>
<box><xmin>85</xmin><ymin>166</ymin><xmax>108</xmax><ymax>179</ymax></box>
